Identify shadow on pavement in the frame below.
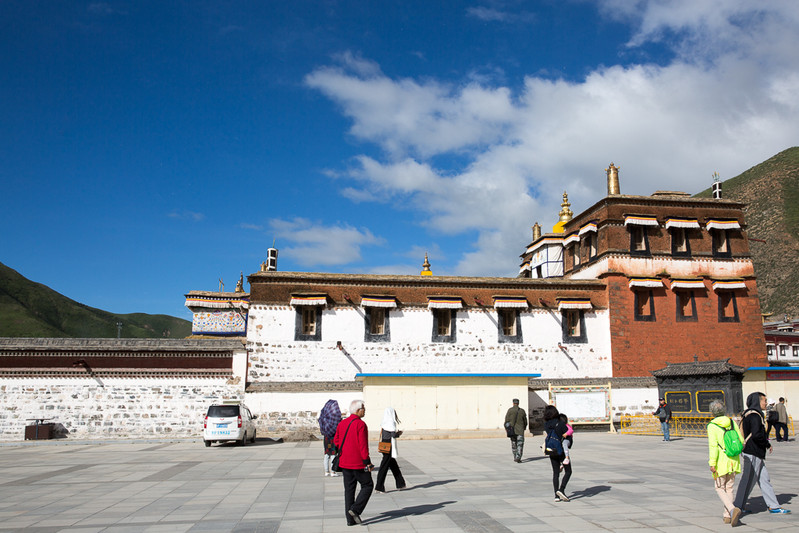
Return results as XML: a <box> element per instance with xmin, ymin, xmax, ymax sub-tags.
<box><xmin>364</xmin><ymin>501</ymin><xmax>458</xmax><ymax>524</ymax></box>
<box><xmin>521</xmin><ymin>456</ymin><xmax>548</xmax><ymax>463</ymax></box>
<box><xmin>401</xmin><ymin>479</ymin><xmax>457</xmax><ymax>491</ymax></box>
<box><xmin>568</xmin><ymin>485</ymin><xmax>611</xmax><ymax>500</ymax></box>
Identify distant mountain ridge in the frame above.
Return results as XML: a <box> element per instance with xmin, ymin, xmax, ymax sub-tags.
<box><xmin>0</xmin><ymin>261</ymin><xmax>191</xmax><ymax>338</ymax></box>
<box><xmin>697</xmin><ymin>146</ymin><xmax>799</xmax><ymax>319</ymax></box>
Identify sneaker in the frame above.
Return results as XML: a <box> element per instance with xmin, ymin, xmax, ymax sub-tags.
<box><xmin>722</xmin><ymin>517</ymin><xmax>731</xmax><ymax>524</ymax></box>
<box><xmin>325</xmin><ymin>472</ymin><xmax>331</xmax><ymax>477</ymax></box>
<box><xmin>562</xmin><ymin>457</ymin><xmax>570</xmax><ymax>465</ymax></box>
<box><xmin>374</xmin><ymin>489</ymin><xmax>386</xmax><ymax>494</ymax></box>
<box><xmin>769</xmin><ymin>508</ymin><xmax>791</xmax><ymax>514</ymax></box>
<box><xmin>348</xmin><ymin>509</ymin><xmax>362</xmax><ymax>524</ymax></box>
<box><xmin>554</xmin><ymin>496</ymin><xmax>560</xmax><ymax>502</ymax></box>
<box><xmin>331</xmin><ymin>472</ymin><xmax>340</xmax><ymax>477</ymax></box>
<box><xmin>556</xmin><ymin>490</ymin><xmax>570</xmax><ymax>502</ymax></box>
<box><xmin>730</xmin><ymin>507</ymin><xmax>742</xmax><ymax>527</ymax></box>
<box><xmin>514</xmin><ymin>457</ymin><xmax>521</xmax><ymax>463</ymax></box>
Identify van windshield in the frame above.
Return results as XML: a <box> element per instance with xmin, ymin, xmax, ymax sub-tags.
<box><xmin>207</xmin><ymin>405</ymin><xmax>239</xmax><ymax>418</ymax></box>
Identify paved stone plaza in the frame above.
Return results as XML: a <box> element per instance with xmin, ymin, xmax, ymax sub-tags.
<box><xmin>0</xmin><ymin>433</ymin><xmax>795</xmax><ymax>532</ymax></box>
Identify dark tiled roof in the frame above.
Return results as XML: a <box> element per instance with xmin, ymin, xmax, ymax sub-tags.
<box><xmin>651</xmin><ymin>359</ymin><xmax>745</xmax><ymax>377</ymax></box>
<box><xmin>0</xmin><ymin>338</ymin><xmax>245</xmax><ymax>353</ymax></box>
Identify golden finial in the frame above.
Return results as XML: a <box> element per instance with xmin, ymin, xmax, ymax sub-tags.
<box><xmin>532</xmin><ymin>222</ymin><xmax>541</xmax><ymax>241</ymax></box>
<box><xmin>421</xmin><ymin>253</ymin><xmax>433</xmax><ymax>276</ymax></box>
<box><xmin>606</xmin><ymin>163</ymin><xmax>620</xmax><ymax>195</ymax></box>
<box><xmin>260</xmin><ymin>261</ymin><xmax>268</xmax><ymax>272</ymax></box>
<box><xmin>235</xmin><ymin>272</ymin><xmax>244</xmax><ymax>293</ymax></box>
<box><xmin>558</xmin><ymin>191</ymin><xmax>573</xmax><ymax>223</ymax></box>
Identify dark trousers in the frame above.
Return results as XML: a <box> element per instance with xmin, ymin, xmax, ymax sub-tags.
<box><xmin>342</xmin><ymin>468</ymin><xmax>373</xmax><ymax>524</ymax></box>
<box><xmin>375</xmin><ymin>453</ymin><xmax>406</xmax><ymax>491</ymax></box>
<box><xmin>549</xmin><ymin>454</ymin><xmax>572</xmax><ymax>494</ymax></box>
<box><xmin>775</xmin><ymin>422</ymin><xmax>789</xmax><ymax>441</ymax></box>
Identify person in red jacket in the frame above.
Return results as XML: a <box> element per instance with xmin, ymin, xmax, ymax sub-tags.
<box><xmin>334</xmin><ymin>399</ymin><xmax>374</xmax><ymax>526</ymax></box>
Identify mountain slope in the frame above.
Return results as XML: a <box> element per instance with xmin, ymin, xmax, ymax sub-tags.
<box><xmin>697</xmin><ymin>146</ymin><xmax>799</xmax><ymax>319</ymax></box>
<box><xmin>0</xmin><ymin>261</ymin><xmax>191</xmax><ymax>338</ymax></box>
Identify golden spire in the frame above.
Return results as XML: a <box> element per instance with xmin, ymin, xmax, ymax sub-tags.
<box><xmin>606</xmin><ymin>163</ymin><xmax>620</xmax><ymax>195</ymax></box>
<box><xmin>235</xmin><ymin>272</ymin><xmax>244</xmax><ymax>293</ymax></box>
<box><xmin>552</xmin><ymin>191</ymin><xmax>573</xmax><ymax>233</ymax></box>
<box><xmin>532</xmin><ymin>222</ymin><xmax>541</xmax><ymax>241</ymax></box>
<box><xmin>420</xmin><ymin>253</ymin><xmax>433</xmax><ymax>276</ymax></box>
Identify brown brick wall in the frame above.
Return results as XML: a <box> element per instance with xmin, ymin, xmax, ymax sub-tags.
<box><xmin>606</xmin><ymin>274</ymin><xmax>767</xmax><ymax>376</ymax></box>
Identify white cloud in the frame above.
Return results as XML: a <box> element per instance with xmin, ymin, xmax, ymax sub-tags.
<box><xmin>306</xmin><ymin>1</ymin><xmax>799</xmax><ymax>277</ymax></box>
<box><xmin>269</xmin><ymin>218</ymin><xmax>385</xmax><ymax>267</ymax></box>
<box><xmin>168</xmin><ymin>210</ymin><xmax>205</xmax><ymax>222</ymax></box>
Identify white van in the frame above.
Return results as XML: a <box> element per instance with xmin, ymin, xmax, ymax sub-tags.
<box><xmin>203</xmin><ymin>402</ymin><xmax>257</xmax><ymax>447</ymax></box>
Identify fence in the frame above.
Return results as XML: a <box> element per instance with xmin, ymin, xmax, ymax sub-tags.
<box><xmin>619</xmin><ymin>414</ymin><xmax>795</xmax><ymax>438</ymax></box>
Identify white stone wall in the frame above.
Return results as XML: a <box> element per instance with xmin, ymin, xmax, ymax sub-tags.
<box><xmin>0</xmin><ymin>377</ymin><xmax>242</xmax><ymax>441</ymax></box>
<box><xmin>247</xmin><ymin>305</ymin><xmax>612</xmax><ymax>380</ymax></box>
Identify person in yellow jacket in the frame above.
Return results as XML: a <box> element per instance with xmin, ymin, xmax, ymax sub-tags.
<box><xmin>707</xmin><ymin>399</ymin><xmax>745</xmax><ymax>525</ymax></box>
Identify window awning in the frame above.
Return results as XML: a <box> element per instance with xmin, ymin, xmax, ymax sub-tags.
<box><xmin>518</xmin><ymin>261</ymin><xmax>531</xmax><ymax>274</ymax></box>
<box><xmin>706</xmin><ymin>219</ymin><xmax>741</xmax><ymax>230</ymax></box>
<box><xmin>527</xmin><ymin>237</ymin><xmax>564</xmax><ymax>254</ymax></box>
<box><xmin>665</xmin><ymin>217</ymin><xmax>700</xmax><ymax>229</ymax></box>
<box><xmin>185</xmin><ymin>297</ymin><xmax>249</xmax><ymax>309</ymax></box>
<box><xmin>624</xmin><ymin>215</ymin><xmax>659</xmax><ymax>227</ymax></box>
<box><xmin>360</xmin><ymin>296</ymin><xmax>397</xmax><ymax>308</ymax></box>
<box><xmin>628</xmin><ymin>277</ymin><xmax>664</xmax><ymax>288</ymax></box>
<box><xmin>712</xmin><ymin>279</ymin><xmax>747</xmax><ymax>291</ymax></box>
<box><xmin>427</xmin><ymin>296</ymin><xmax>464</xmax><ymax>309</ymax></box>
<box><xmin>563</xmin><ymin>232</ymin><xmax>580</xmax><ymax>246</ymax></box>
<box><xmin>290</xmin><ymin>294</ymin><xmax>328</xmax><ymax>306</ymax></box>
<box><xmin>557</xmin><ymin>298</ymin><xmax>593</xmax><ymax>311</ymax></box>
<box><xmin>493</xmin><ymin>296</ymin><xmax>529</xmax><ymax>309</ymax></box>
<box><xmin>670</xmin><ymin>278</ymin><xmax>705</xmax><ymax>290</ymax></box>
<box><xmin>579</xmin><ymin>222</ymin><xmax>598</xmax><ymax>235</ymax></box>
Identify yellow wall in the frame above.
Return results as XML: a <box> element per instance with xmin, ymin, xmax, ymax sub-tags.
<box><xmin>361</xmin><ymin>376</ymin><xmax>529</xmax><ymax>431</ymax></box>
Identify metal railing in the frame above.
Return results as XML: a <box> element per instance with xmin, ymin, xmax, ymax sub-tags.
<box><xmin>619</xmin><ymin>414</ymin><xmax>795</xmax><ymax>438</ymax></box>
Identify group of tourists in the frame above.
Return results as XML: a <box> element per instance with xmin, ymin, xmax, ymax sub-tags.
<box><xmin>319</xmin><ymin>393</ymin><xmax>790</xmax><ymax>527</ymax></box>
<box><xmin>503</xmin><ymin>399</ymin><xmax>574</xmax><ymax>502</ymax></box>
<box><xmin>707</xmin><ymin>392</ymin><xmax>790</xmax><ymax>526</ymax></box>
<box><xmin>318</xmin><ymin>400</ymin><xmax>407</xmax><ymax>526</ymax></box>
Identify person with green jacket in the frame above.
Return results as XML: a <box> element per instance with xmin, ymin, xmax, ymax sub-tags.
<box><xmin>707</xmin><ymin>399</ymin><xmax>744</xmax><ymax>525</ymax></box>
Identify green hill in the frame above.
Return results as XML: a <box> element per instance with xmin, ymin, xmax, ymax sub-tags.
<box><xmin>0</xmin><ymin>261</ymin><xmax>191</xmax><ymax>338</ymax></box>
<box><xmin>697</xmin><ymin>146</ymin><xmax>799</xmax><ymax>319</ymax></box>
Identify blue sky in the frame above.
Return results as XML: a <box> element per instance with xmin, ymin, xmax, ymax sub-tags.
<box><xmin>2</xmin><ymin>1</ymin><xmax>799</xmax><ymax>321</ymax></box>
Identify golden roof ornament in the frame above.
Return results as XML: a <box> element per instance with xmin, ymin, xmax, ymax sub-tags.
<box><xmin>235</xmin><ymin>272</ymin><xmax>244</xmax><ymax>293</ymax></box>
<box><xmin>558</xmin><ymin>191</ymin><xmax>573</xmax><ymax>223</ymax></box>
<box><xmin>420</xmin><ymin>253</ymin><xmax>433</xmax><ymax>276</ymax></box>
<box><xmin>606</xmin><ymin>163</ymin><xmax>620</xmax><ymax>195</ymax></box>
<box><xmin>532</xmin><ymin>222</ymin><xmax>541</xmax><ymax>241</ymax></box>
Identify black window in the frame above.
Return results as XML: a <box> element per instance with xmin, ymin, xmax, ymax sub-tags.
<box><xmin>295</xmin><ymin>307</ymin><xmax>322</xmax><ymax>341</ymax></box>
<box><xmin>431</xmin><ymin>309</ymin><xmax>456</xmax><ymax>343</ymax></box>
<box><xmin>364</xmin><ymin>308</ymin><xmax>391</xmax><ymax>342</ymax></box>
<box><xmin>629</xmin><ymin>226</ymin><xmax>651</xmax><ymax>256</ymax></box>
<box><xmin>498</xmin><ymin>309</ymin><xmax>523</xmax><ymax>343</ymax></box>
<box><xmin>718</xmin><ymin>292</ymin><xmax>739</xmax><ymax>322</ymax></box>
<box><xmin>675</xmin><ymin>290</ymin><xmax>697</xmax><ymax>322</ymax></box>
<box><xmin>634</xmin><ymin>290</ymin><xmax>656</xmax><ymax>321</ymax></box>
<box><xmin>671</xmin><ymin>228</ymin><xmax>691</xmax><ymax>258</ymax></box>
<box><xmin>561</xmin><ymin>310</ymin><xmax>587</xmax><ymax>343</ymax></box>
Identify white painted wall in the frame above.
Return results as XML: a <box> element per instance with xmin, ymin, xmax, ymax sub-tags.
<box><xmin>247</xmin><ymin>306</ymin><xmax>612</xmax><ymax>382</ymax></box>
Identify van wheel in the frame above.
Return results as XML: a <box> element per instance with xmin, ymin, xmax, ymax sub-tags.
<box><xmin>238</xmin><ymin>434</ymin><xmax>246</xmax><ymax>446</ymax></box>
<box><xmin>250</xmin><ymin>430</ymin><xmax>257</xmax><ymax>443</ymax></box>
<box><xmin>204</xmin><ymin>440</ymin><xmax>211</xmax><ymax>447</ymax></box>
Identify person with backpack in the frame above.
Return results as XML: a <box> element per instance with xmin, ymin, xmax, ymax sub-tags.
<box><xmin>707</xmin><ymin>399</ymin><xmax>744</xmax><ymax>524</ymax></box>
<box><xmin>504</xmin><ymin>398</ymin><xmax>527</xmax><ymax>463</ymax></box>
<box><xmin>543</xmin><ymin>405</ymin><xmax>571</xmax><ymax>502</ymax></box>
<box><xmin>732</xmin><ymin>392</ymin><xmax>791</xmax><ymax>525</ymax></box>
<box><xmin>653</xmin><ymin>398</ymin><xmax>672</xmax><ymax>442</ymax></box>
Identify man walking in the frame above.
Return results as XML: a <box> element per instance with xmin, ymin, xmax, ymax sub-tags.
<box><xmin>653</xmin><ymin>398</ymin><xmax>672</xmax><ymax>442</ymax></box>
<box><xmin>504</xmin><ymin>398</ymin><xmax>527</xmax><ymax>463</ymax></box>
<box><xmin>334</xmin><ymin>400</ymin><xmax>375</xmax><ymax>526</ymax></box>
<box><xmin>775</xmin><ymin>397</ymin><xmax>789</xmax><ymax>442</ymax></box>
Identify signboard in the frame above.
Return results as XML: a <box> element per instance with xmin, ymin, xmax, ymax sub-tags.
<box><xmin>665</xmin><ymin>391</ymin><xmax>692</xmax><ymax>413</ymax></box>
<box><xmin>696</xmin><ymin>390</ymin><xmax>725</xmax><ymax>413</ymax></box>
<box><xmin>766</xmin><ymin>371</ymin><xmax>799</xmax><ymax>381</ymax></box>
<box><xmin>549</xmin><ymin>383</ymin><xmax>613</xmax><ymax>432</ymax></box>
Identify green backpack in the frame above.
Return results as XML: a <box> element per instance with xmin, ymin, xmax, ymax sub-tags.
<box><xmin>711</xmin><ymin>421</ymin><xmax>744</xmax><ymax>458</ymax></box>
